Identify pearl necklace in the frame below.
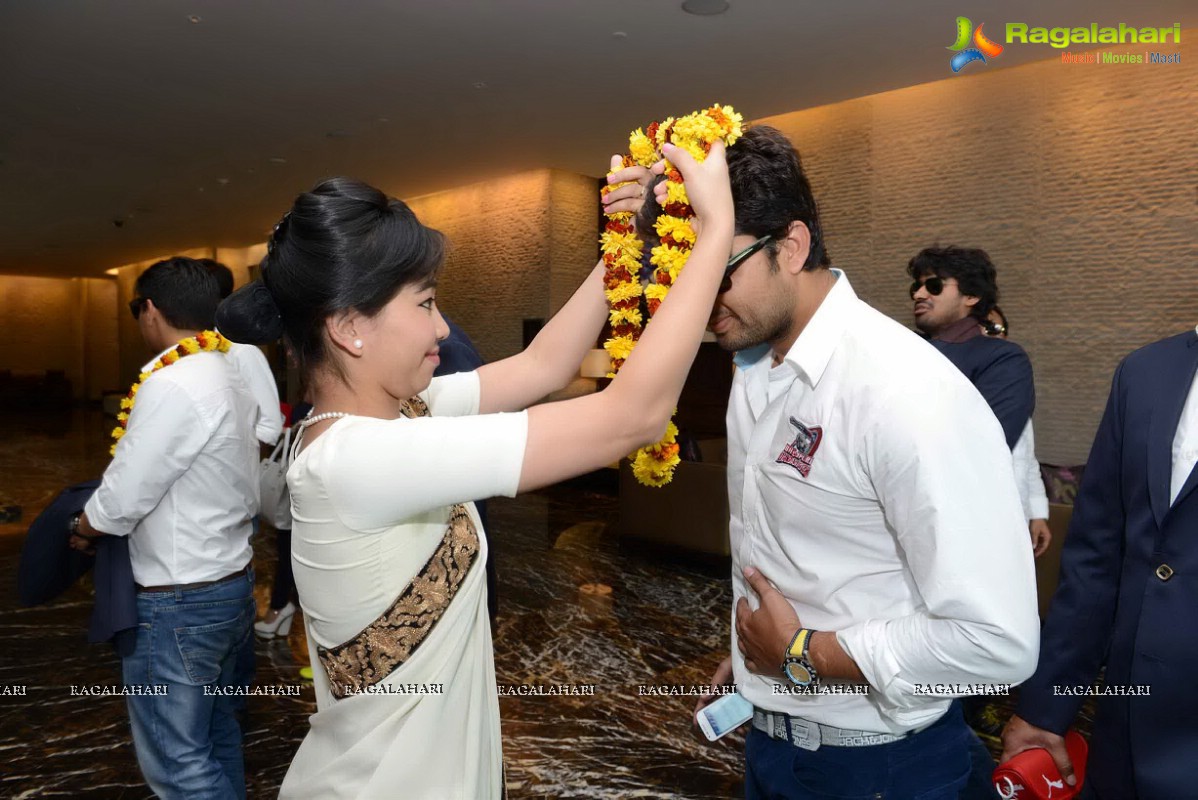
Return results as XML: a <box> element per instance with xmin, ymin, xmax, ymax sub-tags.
<box><xmin>296</xmin><ymin>411</ymin><xmax>353</xmax><ymax>430</ymax></box>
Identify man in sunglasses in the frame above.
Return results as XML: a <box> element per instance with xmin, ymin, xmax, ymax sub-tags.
<box><xmin>660</xmin><ymin>126</ymin><xmax>1038</xmax><ymax>799</ymax></box>
<box><xmin>907</xmin><ymin>247</ymin><xmax>1038</xmax><ymax>756</ymax></box>
<box><xmin>72</xmin><ymin>257</ymin><xmax>258</xmax><ymax>798</ymax></box>
<box><xmin>908</xmin><ymin>246</ymin><xmax>1035</xmax><ymax>451</ymax></box>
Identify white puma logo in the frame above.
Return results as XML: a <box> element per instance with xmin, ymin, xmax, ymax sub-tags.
<box><xmin>1043</xmin><ymin>775</ymin><xmax>1065</xmax><ymax>797</ymax></box>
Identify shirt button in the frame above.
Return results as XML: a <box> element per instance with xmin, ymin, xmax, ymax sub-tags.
<box><xmin>1156</xmin><ymin>564</ymin><xmax>1174</xmax><ymax>582</ymax></box>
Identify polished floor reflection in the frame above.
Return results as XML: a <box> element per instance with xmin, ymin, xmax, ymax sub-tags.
<box><xmin>0</xmin><ymin>410</ymin><xmax>1082</xmax><ymax>799</ymax></box>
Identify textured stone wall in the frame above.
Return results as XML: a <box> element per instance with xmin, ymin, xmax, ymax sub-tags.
<box><xmin>0</xmin><ymin>275</ymin><xmax>117</xmax><ymax>399</ymax></box>
<box><xmin>758</xmin><ymin>37</ymin><xmax>1197</xmax><ymax>464</ymax></box>
<box><xmin>83</xmin><ymin>278</ymin><xmax>119</xmax><ymax>397</ymax></box>
<box><xmin>405</xmin><ymin>169</ymin><xmax>600</xmax><ymax>364</ymax></box>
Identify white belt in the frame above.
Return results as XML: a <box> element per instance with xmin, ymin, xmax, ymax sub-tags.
<box><xmin>752</xmin><ymin>709</ymin><xmax>923</xmax><ymax>751</ymax></box>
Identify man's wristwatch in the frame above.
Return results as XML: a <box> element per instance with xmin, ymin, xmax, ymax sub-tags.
<box><xmin>782</xmin><ymin>627</ymin><xmax>820</xmax><ymax>688</ymax></box>
<box><xmin>68</xmin><ymin>511</ymin><xmax>83</xmax><ymax>537</ymax></box>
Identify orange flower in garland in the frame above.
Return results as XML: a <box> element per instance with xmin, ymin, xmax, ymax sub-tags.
<box><xmin>110</xmin><ymin>330</ymin><xmax>232</xmax><ymax>455</ymax></box>
<box><xmin>601</xmin><ymin>104</ymin><xmax>743</xmax><ymax>487</ymax></box>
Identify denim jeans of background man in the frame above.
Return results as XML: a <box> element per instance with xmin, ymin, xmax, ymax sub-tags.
<box><xmin>122</xmin><ymin>570</ymin><xmax>255</xmax><ymax>800</ymax></box>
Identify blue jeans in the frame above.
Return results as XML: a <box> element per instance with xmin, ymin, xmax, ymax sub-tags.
<box><xmin>745</xmin><ymin>703</ymin><xmax>972</xmax><ymax>799</ymax></box>
<box><xmin>122</xmin><ymin>569</ymin><xmax>255</xmax><ymax>800</ymax></box>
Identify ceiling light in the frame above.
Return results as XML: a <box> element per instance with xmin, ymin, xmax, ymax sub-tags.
<box><xmin>269</xmin><ymin>156</ymin><xmax>287</xmax><ymax>165</ymax></box>
<box><xmin>681</xmin><ymin>0</ymin><xmax>729</xmax><ymax>15</ymax></box>
<box><xmin>105</xmin><ymin>268</ymin><xmax>120</xmax><ymax>276</ymax></box>
<box><xmin>187</xmin><ymin>14</ymin><xmax>202</xmax><ymax>23</ymax></box>
<box><xmin>473</xmin><ymin>81</ymin><xmax>488</xmax><ymax>90</ymax></box>
<box><xmin>612</xmin><ymin>31</ymin><xmax>628</xmax><ymax>39</ymax></box>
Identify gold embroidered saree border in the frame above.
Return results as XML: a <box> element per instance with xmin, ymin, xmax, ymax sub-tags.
<box><xmin>316</xmin><ymin>394</ymin><xmax>480</xmax><ymax>699</ymax></box>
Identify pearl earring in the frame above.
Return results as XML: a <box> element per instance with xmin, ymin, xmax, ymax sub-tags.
<box><xmin>353</xmin><ymin>338</ymin><xmax>363</xmax><ymax>350</ymax></box>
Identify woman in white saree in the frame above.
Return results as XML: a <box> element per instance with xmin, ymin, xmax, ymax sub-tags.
<box><xmin>215</xmin><ymin>143</ymin><xmax>733</xmax><ymax>799</ymax></box>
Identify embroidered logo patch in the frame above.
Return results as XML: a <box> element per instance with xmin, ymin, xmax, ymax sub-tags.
<box><xmin>776</xmin><ymin>417</ymin><xmax>823</xmax><ymax>478</ymax></box>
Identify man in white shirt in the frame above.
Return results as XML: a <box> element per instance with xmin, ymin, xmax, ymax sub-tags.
<box><xmin>72</xmin><ymin>257</ymin><xmax>258</xmax><ymax>800</ymax></box>
<box><xmin>202</xmin><ymin>259</ymin><xmax>283</xmax><ymax>446</ymax></box>
<box><xmin>693</xmin><ymin>127</ymin><xmax>1039</xmax><ymax>798</ymax></box>
<box><xmin>982</xmin><ymin>307</ymin><xmax>1052</xmax><ymax>557</ymax></box>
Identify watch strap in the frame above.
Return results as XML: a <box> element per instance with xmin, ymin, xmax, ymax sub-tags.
<box><xmin>787</xmin><ymin>627</ymin><xmax>813</xmax><ymax>660</ymax></box>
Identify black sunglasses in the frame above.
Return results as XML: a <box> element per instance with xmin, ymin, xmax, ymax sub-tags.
<box><xmin>909</xmin><ymin>275</ymin><xmax>951</xmax><ymax>299</ymax></box>
<box><xmin>129</xmin><ymin>297</ymin><xmax>148</xmax><ymax>319</ymax></box>
<box><xmin>721</xmin><ymin>235</ymin><xmax>772</xmax><ymax>293</ymax></box>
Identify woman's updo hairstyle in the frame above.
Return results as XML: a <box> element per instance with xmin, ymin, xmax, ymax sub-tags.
<box><xmin>217</xmin><ymin>177</ymin><xmax>445</xmax><ymax>378</ymax></box>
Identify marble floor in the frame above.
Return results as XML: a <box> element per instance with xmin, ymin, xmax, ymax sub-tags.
<box><xmin>0</xmin><ymin>409</ymin><xmax>1084</xmax><ymax>799</ymax></box>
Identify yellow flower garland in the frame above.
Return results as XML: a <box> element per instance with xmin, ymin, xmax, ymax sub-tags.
<box><xmin>600</xmin><ymin>104</ymin><xmax>743</xmax><ymax>486</ymax></box>
<box><xmin>110</xmin><ymin>330</ymin><xmax>232</xmax><ymax>455</ymax></box>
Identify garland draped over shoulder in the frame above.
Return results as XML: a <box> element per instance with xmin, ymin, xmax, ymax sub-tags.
<box><xmin>110</xmin><ymin>330</ymin><xmax>232</xmax><ymax>455</ymax></box>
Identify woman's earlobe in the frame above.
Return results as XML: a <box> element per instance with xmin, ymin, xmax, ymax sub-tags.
<box><xmin>324</xmin><ymin>313</ymin><xmax>362</xmax><ymax>355</ymax></box>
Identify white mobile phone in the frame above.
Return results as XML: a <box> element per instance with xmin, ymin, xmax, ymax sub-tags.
<box><xmin>696</xmin><ymin>691</ymin><xmax>754</xmax><ymax>741</ymax></box>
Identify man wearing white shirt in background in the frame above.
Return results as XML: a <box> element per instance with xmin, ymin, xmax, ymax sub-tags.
<box><xmin>72</xmin><ymin>257</ymin><xmax>257</xmax><ymax>800</ymax></box>
<box><xmin>983</xmin><ymin>306</ymin><xmax>1052</xmax><ymax>558</ymax></box>
<box><xmin>201</xmin><ymin>258</ymin><xmax>282</xmax><ymax>736</ymax></box>
<box><xmin>686</xmin><ymin>126</ymin><xmax>1039</xmax><ymax>799</ymax></box>
<box><xmin>202</xmin><ymin>259</ymin><xmax>284</xmax><ymax>447</ymax></box>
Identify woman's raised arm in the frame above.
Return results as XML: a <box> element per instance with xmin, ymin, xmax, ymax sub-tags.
<box><xmin>517</xmin><ymin>142</ymin><xmax>733</xmax><ymax>492</ymax></box>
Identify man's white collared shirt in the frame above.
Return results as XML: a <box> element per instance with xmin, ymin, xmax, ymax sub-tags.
<box><xmin>1170</xmin><ymin>325</ymin><xmax>1198</xmax><ymax>506</ymax></box>
<box><xmin>226</xmin><ymin>341</ymin><xmax>283</xmax><ymax>445</ymax></box>
<box><xmin>1012</xmin><ymin>420</ymin><xmax>1050</xmax><ymax>521</ymax></box>
<box><xmin>85</xmin><ymin>346</ymin><xmax>258</xmax><ymax>586</ymax></box>
<box><xmin>727</xmin><ymin>270</ymin><xmax>1039</xmax><ymax>733</ymax></box>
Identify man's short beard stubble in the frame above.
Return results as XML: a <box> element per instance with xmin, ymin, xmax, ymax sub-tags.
<box><xmin>715</xmin><ymin>294</ymin><xmax>794</xmax><ymax>353</ymax></box>
<box><xmin>912</xmin><ymin>314</ymin><xmax>937</xmax><ymax>336</ymax></box>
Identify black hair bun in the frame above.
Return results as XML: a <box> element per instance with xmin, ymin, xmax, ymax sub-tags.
<box><xmin>216</xmin><ymin>280</ymin><xmax>284</xmax><ymax>344</ymax></box>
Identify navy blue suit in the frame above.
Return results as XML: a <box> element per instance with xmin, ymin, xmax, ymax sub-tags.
<box><xmin>931</xmin><ymin>334</ymin><xmax>1035</xmax><ymax>450</ymax></box>
<box><xmin>1016</xmin><ymin>329</ymin><xmax>1198</xmax><ymax>799</ymax></box>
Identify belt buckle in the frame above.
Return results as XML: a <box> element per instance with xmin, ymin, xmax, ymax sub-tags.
<box><xmin>790</xmin><ymin>717</ymin><xmax>821</xmax><ymax>751</ymax></box>
<box><xmin>770</xmin><ymin>713</ymin><xmax>787</xmax><ymax>741</ymax></box>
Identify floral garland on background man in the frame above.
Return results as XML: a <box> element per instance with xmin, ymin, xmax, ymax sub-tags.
<box><xmin>110</xmin><ymin>330</ymin><xmax>232</xmax><ymax>455</ymax></box>
<box><xmin>600</xmin><ymin>104</ymin><xmax>743</xmax><ymax>487</ymax></box>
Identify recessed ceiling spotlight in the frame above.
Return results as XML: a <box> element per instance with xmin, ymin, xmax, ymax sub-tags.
<box><xmin>187</xmin><ymin>14</ymin><xmax>202</xmax><ymax>23</ymax></box>
<box><xmin>473</xmin><ymin>81</ymin><xmax>488</xmax><ymax>90</ymax></box>
<box><xmin>269</xmin><ymin>156</ymin><xmax>287</xmax><ymax>165</ymax></box>
<box><xmin>377</xmin><ymin>116</ymin><xmax>390</xmax><ymax>123</ymax></box>
<box><xmin>681</xmin><ymin>0</ymin><xmax>729</xmax><ymax>15</ymax></box>
<box><xmin>216</xmin><ymin>177</ymin><xmax>230</xmax><ymax>186</ymax></box>
<box><xmin>612</xmin><ymin>31</ymin><xmax>628</xmax><ymax>39</ymax></box>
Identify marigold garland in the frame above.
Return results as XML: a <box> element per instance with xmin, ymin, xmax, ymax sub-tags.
<box><xmin>110</xmin><ymin>330</ymin><xmax>232</xmax><ymax>455</ymax></box>
<box><xmin>599</xmin><ymin>103</ymin><xmax>743</xmax><ymax>487</ymax></box>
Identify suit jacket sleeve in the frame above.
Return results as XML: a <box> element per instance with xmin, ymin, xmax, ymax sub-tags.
<box><xmin>1015</xmin><ymin>361</ymin><xmax>1127</xmax><ymax>733</ymax></box>
<box><xmin>975</xmin><ymin>346</ymin><xmax>1036</xmax><ymax>450</ymax></box>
